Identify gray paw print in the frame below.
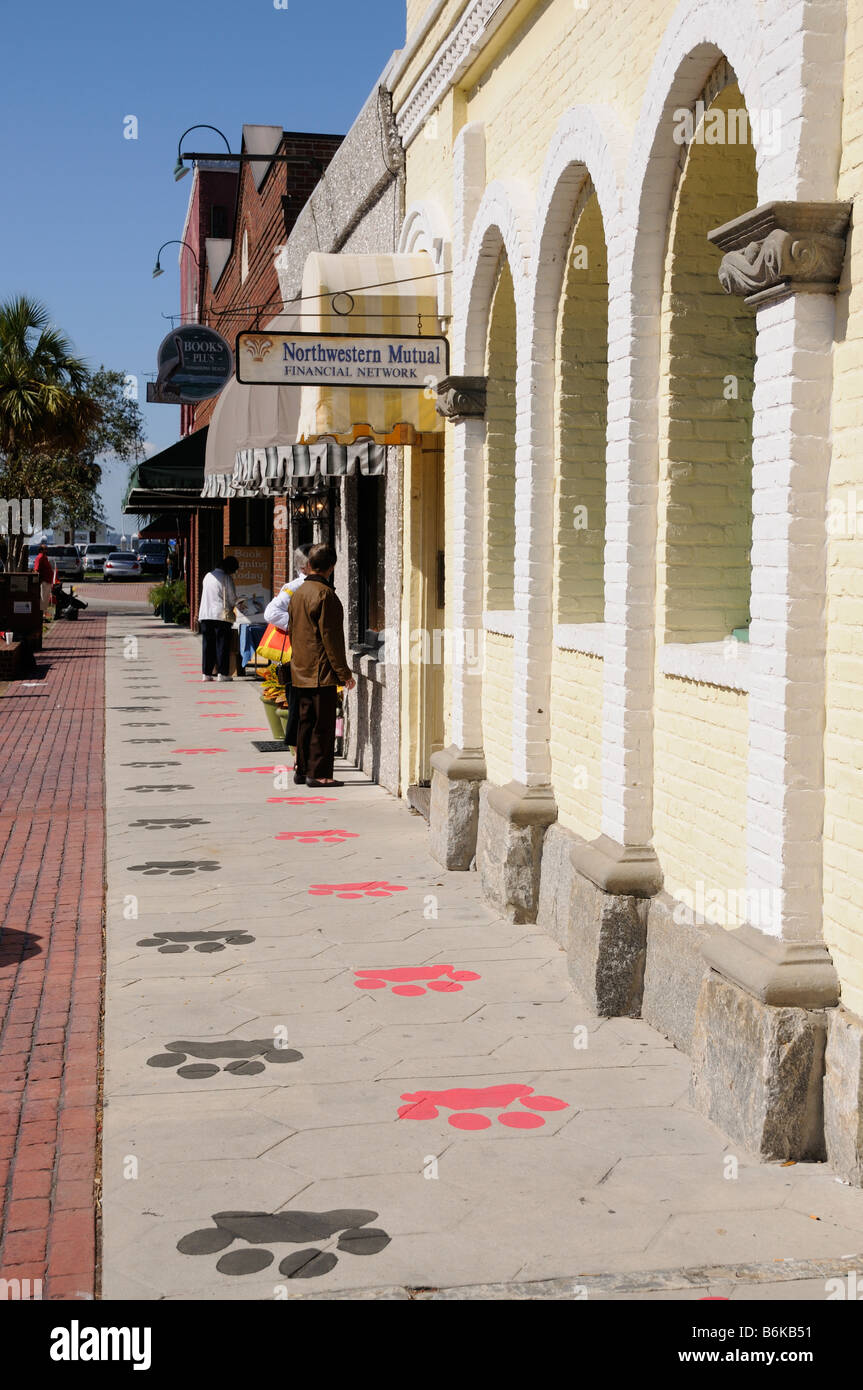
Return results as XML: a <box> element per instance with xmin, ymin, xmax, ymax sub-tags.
<box><xmin>147</xmin><ymin>1038</ymin><xmax>303</xmax><ymax>1079</ymax></box>
<box><xmin>126</xmin><ymin>784</ymin><xmax>193</xmax><ymax>793</ymax></box>
<box><xmin>122</xmin><ymin>762</ymin><xmax>181</xmax><ymax>768</ymax></box>
<box><xmin>128</xmin><ymin>860</ymin><xmax>221</xmax><ymax>876</ymax></box>
<box><xmin>177</xmin><ymin>1209</ymin><xmax>390</xmax><ymax>1278</ymax></box>
<box><xmin>129</xmin><ymin>818</ymin><xmax>211</xmax><ymax>830</ymax></box>
<box><xmin>136</xmin><ymin>930</ymin><xmax>255</xmax><ymax>954</ymax></box>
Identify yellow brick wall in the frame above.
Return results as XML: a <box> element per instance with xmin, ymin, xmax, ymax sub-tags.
<box><xmin>826</xmin><ymin>0</ymin><xmax>863</xmax><ymax>1016</ymax></box>
<box><xmin>397</xmin><ymin>0</ymin><xmax>682</xmax><ymax>219</ymax></box>
<box><xmin>397</xmin><ymin>0</ymin><xmax>863</xmax><ymax>1022</ymax></box>
<box><xmin>555</xmin><ymin>191</ymin><xmax>607</xmax><ymax>626</ymax></box>
<box><xmin>459</xmin><ymin>0</ymin><xmax>679</xmax><ymax>191</ymax></box>
<box><xmin>658</xmin><ymin>82</ymin><xmax>756</xmax><ymax>645</ymax></box>
<box><xmin>485</xmin><ymin>259</ymin><xmax>517</xmax><ymax>610</ymax></box>
<box><xmin>653</xmin><ymin>675</ymin><xmax>749</xmax><ymax>923</ymax></box>
<box><xmin>550</xmin><ymin>646</ymin><xmax>603</xmax><ymax>838</ymax></box>
<box><xmin>652</xmin><ymin>80</ymin><xmax>752</xmax><ymax>916</ymax></box>
<box><xmin>482</xmin><ymin>631</ymin><xmax>513</xmax><ymax>785</ymax></box>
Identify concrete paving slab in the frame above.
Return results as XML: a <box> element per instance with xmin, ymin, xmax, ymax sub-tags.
<box><xmin>100</xmin><ymin>617</ymin><xmax>863</xmax><ymax>1301</ymax></box>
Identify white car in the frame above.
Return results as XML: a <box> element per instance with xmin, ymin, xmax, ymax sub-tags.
<box><xmin>82</xmin><ymin>543</ymin><xmax>116</xmax><ymax>573</ymax></box>
<box><xmin>103</xmin><ymin>552</ymin><xmax>143</xmax><ymax>581</ymax></box>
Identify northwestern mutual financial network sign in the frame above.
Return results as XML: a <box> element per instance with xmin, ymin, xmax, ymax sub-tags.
<box><xmin>236</xmin><ymin>331</ymin><xmax>450</xmax><ymax>390</ymax></box>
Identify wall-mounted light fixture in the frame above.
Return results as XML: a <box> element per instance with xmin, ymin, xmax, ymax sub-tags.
<box><xmin>152</xmin><ymin>240</ymin><xmax>199</xmax><ymax>279</ymax></box>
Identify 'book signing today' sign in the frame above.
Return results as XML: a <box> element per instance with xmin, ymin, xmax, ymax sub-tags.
<box><xmin>237</xmin><ymin>330</ymin><xmax>449</xmax><ymax>389</ymax></box>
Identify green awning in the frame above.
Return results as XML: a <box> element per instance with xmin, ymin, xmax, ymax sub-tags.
<box><xmin>124</xmin><ymin>428</ymin><xmax>215</xmax><ymax>513</ymax></box>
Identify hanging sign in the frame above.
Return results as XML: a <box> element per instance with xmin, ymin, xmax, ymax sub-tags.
<box><xmin>153</xmin><ymin>326</ymin><xmax>233</xmax><ymax>404</ymax></box>
<box><xmin>236</xmin><ymin>330</ymin><xmax>449</xmax><ymax>389</ymax></box>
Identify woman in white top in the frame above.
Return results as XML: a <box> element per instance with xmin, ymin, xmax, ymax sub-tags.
<box><xmin>198</xmin><ymin>556</ymin><xmax>240</xmax><ymax>681</ymax></box>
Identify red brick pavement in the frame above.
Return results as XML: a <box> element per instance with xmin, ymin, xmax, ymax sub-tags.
<box><xmin>0</xmin><ymin>613</ymin><xmax>105</xmax><ymax>1299</ymax></box>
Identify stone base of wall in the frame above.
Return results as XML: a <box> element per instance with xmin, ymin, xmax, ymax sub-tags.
<box><xmin>642</xmin><ymin>893</ymin><xmax>721</xmax><ymax>1053</ymax></box>
<box><xmin>476</xmin><ymin>781</ymin><xmax>557</xmax><ymax>923</ymax></box>
<box><xmin>824</xmin><ymin>1006</ymin><xmax>863</xmax><ymax>1186</ymax></box>
<box><xmin>567</xmin><ymin>869</ymin><xmax>650</xmax><ymax>1017</ymax></box>
<box><xmin>690</xmin><ymin>972</ymin><xmax>827</xmax><ymax>1161</ymax></box>
<box><xmin>536</xmin><ymin>823</ymin><xmax>576</xmax><ymax>950</ymax></box>
<box><xmin>428</xmin><ymin>746</ymin><xmax>485</xmax><ymax>870</ymax></box>
<box><xmin>537</xmin><ymin>824</ymin><xmax>661</xmax><ymax>1015</ymax></box>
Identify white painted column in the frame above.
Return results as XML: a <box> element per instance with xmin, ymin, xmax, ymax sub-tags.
<box><xmin>511</xmin><ymin>307</ymin><xmax>556</xmax><ymax>788</ymax></box>
<box><xmin>600</xmin><ymin>272</ymin><xmax>658</xmax><ymax>849</ymax></box>
<box><xmin>447</xmin><ymin>124</ymin><xmax>488</xmax><ymax>756</ymax></box>
<box><xmin>747</xmin><ymin>291</ymin><xmax>834</xmax><ymax>942</ymax></box>
<box><xmin>450</xmin><ymin>416</ymin><xmax>487</xmax><ymax>752</ymax></box>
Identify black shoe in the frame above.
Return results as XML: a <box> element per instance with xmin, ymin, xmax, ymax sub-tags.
<box><xmin>294</xmin><ymin>772</ymin><xmax>306</xmax><ymax>784</ymax></box>
<box><xmin>306</xmin><ymin>778</ymin><xmax>344</xmax><ymax>788</ymax></box>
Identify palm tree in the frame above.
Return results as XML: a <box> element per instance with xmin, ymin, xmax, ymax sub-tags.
<box><xmin>0</xmin><ymin>296</ymin><xmax>98</xmax><ymax>567</ymax></box>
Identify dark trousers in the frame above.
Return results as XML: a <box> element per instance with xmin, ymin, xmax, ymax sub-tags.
<box><xmin>200</xmin><ymin>619</ymin><xmax>232</xmax><ymax>676</ymax></box>
<box><xmin>283</xmin><ymin>680</ymin><xmax>300</xmax><ymax>748</ymax></box>
<box><xmin>295</xmin><ymin>685</ymin><xmax>337</xmax><ymax>781</ymax></box>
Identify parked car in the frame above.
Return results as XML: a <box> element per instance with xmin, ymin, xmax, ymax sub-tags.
<box><xmin>103</xmin><ymin>552</ymin><xmax>143</xmax><ymax>582</ymax></box>
<box><xmin>82</xmin><ymin>543</ymin><xmax>116</xmax><ymax>573</ymax></box>
<box><xmin>136</xmin><ymin>541</ymin><xmax>168</xmax><ymax>576</ymax></box>
<box><xmin>44</xmin><ymin>545</ymin><xmax>84</xmax><ymax>581</ymax></box>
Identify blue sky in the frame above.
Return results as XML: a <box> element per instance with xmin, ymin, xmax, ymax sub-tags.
<box><xmin>1</xmin><ymin>0</ymin><xmax>405</xmax><ymax>529</ymax></box>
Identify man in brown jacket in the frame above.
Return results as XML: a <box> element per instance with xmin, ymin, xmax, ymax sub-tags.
<box><xmin>288</xmin><ymin>543</ymin><xmax>355</xmax><ymax>787</ymax></box>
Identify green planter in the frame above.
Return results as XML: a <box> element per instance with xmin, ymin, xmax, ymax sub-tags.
<box><xmin>260</xmin><ymin>697</ymin><xmax>284</xmax><ymax>740</ymax></box>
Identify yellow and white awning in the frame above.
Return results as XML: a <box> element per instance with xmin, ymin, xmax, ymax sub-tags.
<box><xmin>202</xmin><ymin>311</ymin><xmax>302</xmax><ymax>498</ymax></box>
<box><xmin>295</xmin><ymin>252</ymin><xmax>443</xmax><ymax>443</ymax></box>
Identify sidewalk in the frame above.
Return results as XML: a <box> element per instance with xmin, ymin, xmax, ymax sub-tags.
<box><xmin>99</xmin><ymin>612</ymin><xmax>863</xmax><ymax>1300</ymax></box>
<box><xmin>0</xmin><ymin>613</ymin><xmax>104</xmax><ymax>1299</ymax></box>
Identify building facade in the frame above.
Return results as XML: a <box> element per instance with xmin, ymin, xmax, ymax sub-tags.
<box><xmin>381</xmin><ymin>0</ymin><xmax>863</xmax><ymax>1181</ymax></box>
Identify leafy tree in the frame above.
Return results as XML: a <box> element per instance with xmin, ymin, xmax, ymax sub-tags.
<box><xmin>0</xmin><ymin>298</ymin><xmax>144</xmax><ymax>568</ymax></box>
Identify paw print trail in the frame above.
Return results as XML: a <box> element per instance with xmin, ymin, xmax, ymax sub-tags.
<box><xmin>397</xmin><ymin>1084</ymin><xmax>569</xmax><ymax>1130</ymax></box>
<box><xmin>177</xmin><ymin>1209</ymin><xmax>391</xmax><ymax>1278</ymax></box>
<box><xmin>353</xmin><ymin>965</ymin><xmax>481</xmax><ymax>996</ymax></box>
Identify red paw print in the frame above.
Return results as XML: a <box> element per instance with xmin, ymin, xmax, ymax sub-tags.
<box><xmin>238</xmin><ymin>766</ymin><xmax>294</xmax><ymax>774</ymax></box>
<box><xmin>172</xmin><ymin>748</ymin><xmax>227</xmax><ymax>755</ymax></box>
<box><xmin>267</xmin><ymin>797</ymin><xmax>338</xmax><ymax>805</ymax></box>
<box><xmin>398</xmin><ymin>1083</ymin><xmax>568</xmax><ymax>1130</ymax></box>
<box><xmin>275</xmin><ymin>830</ymin><xmax>359</xmax><ymax>844</ymax></box>
<box><xmin>308</xmin><ymin>881</ymin><xmax>407</xmax><ymax>900</ymax></box>
<box><xmin>353</xmin><ymin>965</ymin><xmax>480</xmax><ymax>996</ymax></box>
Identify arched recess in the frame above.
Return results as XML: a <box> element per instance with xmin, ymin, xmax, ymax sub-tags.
<box><xmin>652</xmin><ymin>62</ymin><xmax>757</xmax><ymax>923</ymax></box>
<box><xmin>449</xmin><ymin>181</ymin><xmax>532</xmax><ymax>769</ymax></box>
<box><xmin>547</xmin><ymin>185</ymin><xmax>609</xmax><ymax>836</ymax></box>
<box><xmin>521</xmin><ymin>107</ymin><xmax>626</xmax><ymax>804</ymax></box>
<box><xmin>481</xmin><ymin>251</ymin><xmax>517</xmax><ymax>788</ymax></box>
<box><xmin>398</xmin><ymin>200</ymin><xmax>452</xmax><ymax>321</ymax></box>
<box><xmin>659</xmin><ymin>68</ymin><xmax>756</xmax><ymax>646</ymax></box>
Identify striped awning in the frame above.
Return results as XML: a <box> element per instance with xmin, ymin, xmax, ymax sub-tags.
<box><xmin>202</xmin><ymin>312</ymin><xmax>301</xmax><ymax>499</ymax></box>
<box><xmin>296</xmin><ymin>252</ymin><xmax>443</xmax><ymax>443</ymax></box>
<box><xmin>227</xmin><ymin>439</ymin><xmax>388</xmax><ymax>496</ymax></box>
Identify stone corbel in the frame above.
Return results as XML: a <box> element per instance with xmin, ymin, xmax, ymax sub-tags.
<box><xmin>708</xmin><ymin>201</ymin><xmax>851</xmax><ymax>306</ymax></box>
<box><xmin>435</xmin><ymin>375</ymin><xmax>487</xmax><ymax>422</ymax></box>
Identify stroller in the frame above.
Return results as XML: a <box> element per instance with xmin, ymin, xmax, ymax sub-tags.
<box><xmin>52</xmin><ymin>581</ymin><xmax>88</xmax><ymax>620</ymax></box>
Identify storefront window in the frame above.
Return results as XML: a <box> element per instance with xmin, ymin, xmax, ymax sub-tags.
<box><xmin>357</xmin><ymin>475</ymin><xmax>384</xmax><ymax>638</ymax></box>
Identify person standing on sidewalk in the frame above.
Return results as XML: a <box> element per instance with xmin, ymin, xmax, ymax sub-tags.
<box><xmin>33</xmin><ymin>541</ymin><xmax>55</xmax><ymax>618</ymax></box>
<box><xmin>198</xmin><ymin>555</ymin><xmax>240</xmax><ymax>682</ymax></box>
<box><xmin>288</xmin><ymin>544</ymin><xmax>355</xmax><ymax>787</ymax></box>
<box><xmin>263</xmin><ymin>543</ymin><xmax>313</xmax><ymax>750</ymax></box>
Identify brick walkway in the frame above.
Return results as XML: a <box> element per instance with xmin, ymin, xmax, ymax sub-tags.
<box><xmin>0</xmin><ymin>614</ymin><xmax>105</xmax><ymax>1299</ymax></box>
